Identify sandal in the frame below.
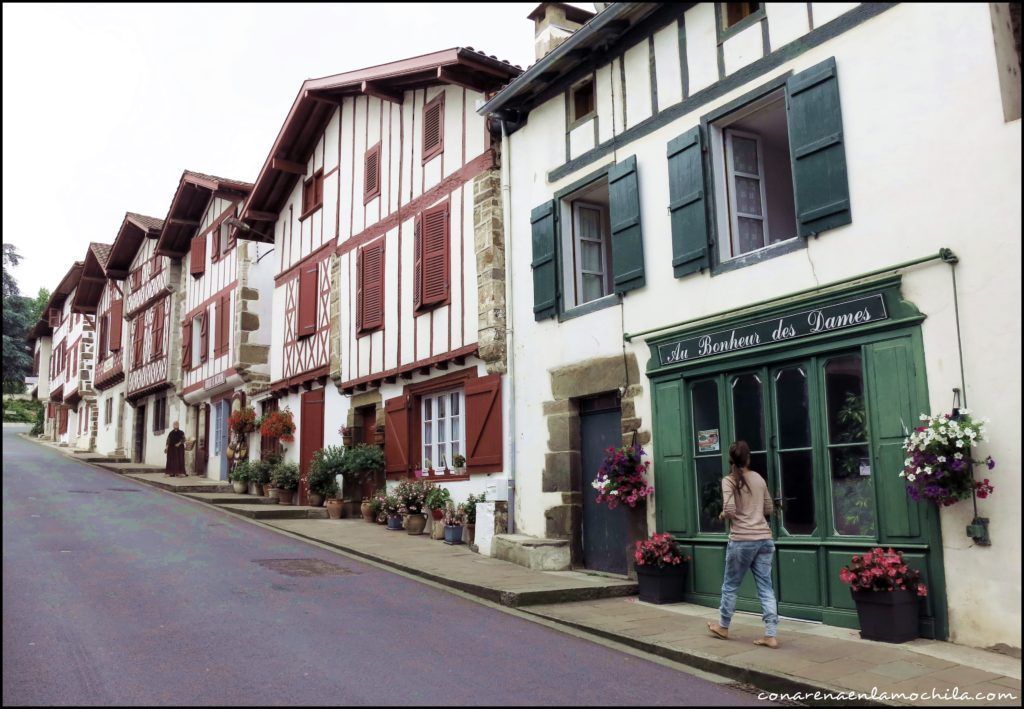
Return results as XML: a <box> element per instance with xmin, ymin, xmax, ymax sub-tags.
<box><xmin>707</xmin><ymin>622</ymin><xmax>729</xmax><ymax>640</ymax></box>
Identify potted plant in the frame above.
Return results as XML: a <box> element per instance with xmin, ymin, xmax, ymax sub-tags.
<box><xmin>462</xmin><ymin>492</ymin><xmax>486</xmax><ymax>546</ymax></box>
<box><xmin>424</xmin><ymin>486</ymin><xmax>452</xmax><ymax>539</ymax></box>
<box><xmin>342</xmin><ymin>443</ymin><xmax>385</xmax><ymax>501</ymax></box>
<box><xmin>452</xmin><ymin>453</ymin><xmax>466</xmax><ymax>476</ymax></box>
<box><xmin>258</xmin><ymin>408</ymin><xmax>296</xmax><ymax>444</ymax></box>
<box><xmin>592</xmin><ymin>443</ymin><xmax>655</xmax><ymax>510</ymax></box>
<box><xmin>634</xmin><ymin>533</ymin><xmax>691</xmax><ymax>604</ymax></box>
<box><xmin>228</xmin><ymin>460</ymin><xmax>251</xmax><ymax>494</ymax></box>
<box><xmin>271</xmin><ymin>461</ymin><xmax>300</xmax><ymax>505</ymax></box>
<box><xmin>396</xmin><ymin>479</ymin><xmax>429</xmax><ymax>535</ymax></box>
<box><xmin>442</xmin><ymin>502</ymin><xmax>465</xmax><ymax>545</ymax></box>
<box><xmin>339</xmin><ymin>425</ymin><xmax>354</xmax><ymax>447</ymax></box>
<box><xmin>839</xmin><ymin>548</ymin><xmax>927</xmax><ymax>643</ymax></box>
<box><xmin>901</xmin><ymin>409</ymin><xmax>995</xmax><ymax>506</ymax></box>
<box><xmin>422</xmin><ymin>458</ymin><xmax>435</xmax><ymax>477</ymax></box>
<box><xmin>309</xmin><ymin>446</ymin><xmax>345</xmax><ymax>508</ymax></box>
<box><xmin>251</xmin><ymin>459</ymin><xmax>273</xmax><ymax>496</ymax></box>
<box><xmin>371</xmin><ymin>491</ymin><xmax>388</xmax><ymax>524</ymax></box>
<box><xmin>382</xmin><ymin>494</ymin><xmax>403</xmax><ymax>530</ymax></box>
<box><xmin>261</xmin><ymin>455</ymin><xmax>281</xmax><ymax>498</ymax></box>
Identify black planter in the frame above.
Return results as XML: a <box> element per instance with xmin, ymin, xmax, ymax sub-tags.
<box><xmin>852</xmin><ymin>589</ymin><xmax>920</xmax><ymax>643</ymax></box>
<box><xmin>636</xmin><ymin>564</ymin><xmax>686</xmax><ymax>604</ymax></box>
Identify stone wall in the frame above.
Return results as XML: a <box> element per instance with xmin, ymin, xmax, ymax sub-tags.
<box><xmin>473</xmin><ymin>167</ymin><xmax>507</xmax><ymax>374</ymax></box>
<box><xmin>235</xmin><ymin>242</ymin><xmax>270</xmax><ymax>398</ymax></box>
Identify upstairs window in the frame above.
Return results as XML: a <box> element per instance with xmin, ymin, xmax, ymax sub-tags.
<box><xmin>560</xmin><ymin>178</ymin><xmax>614</xmax><ymax>308</ymax></box>
<box><xmin>97</xmin><ymin>314</ymin><xmax>109</xmax><ymax>361</ymax></box>
<box><xmin>130</xmin><ymin>268</ymin><xmax>143</xmax><ymax>292</ymax></box>
<box><xmin>296</xmin><ymin>262</ymin><xmax>319</xmax><ymax>338</ymax></box>
<box><xmin>570</xmin><ymin>78</ymin><xmax>595</xmax><ymax>125</ymax></box>
<box><xmin>364</xmin><ymin>142</ymin><xmax>381</xmax><ymax>203</ymax></box>
<box><xmin>302</xmin><ymin>169</ymin><xmax>324</xmax><ymax>217</ymax></box>
<box><xmin>48</xmin><ymin>308</ymin><xmax>61</xmax><ymax>327</ymax></box>
<box><xmin>413</xmin><ymin>201</ymin><xmax>450</xmax><ymax>311</ymax></box>
<box><xmin>721</xmin><ymin>2</ymin><xmax>761</xmax><ymax>30</ymax></box>
<box><xmin>422</xmin><ymin>92</ymin><xmax>444</xmax><ymax>163</ymax></box>
<box><xmin>150</xmin><ymin>253</ymin><xmax>163</xmax><ymax>276</ymax></box>
<box><xmin>709</xmin><ymin>90</ymin><xmax>797</xmax><ymax>261</ymax></box>
<box><xmin>356</xmin><ymin>240</ymin><xmax>385</xmax><ymax>334</ymax></box>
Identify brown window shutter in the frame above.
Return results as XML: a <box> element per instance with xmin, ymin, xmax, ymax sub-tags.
<box><xmin>413</xmin><ymin>214</ymin><xmax>423</xmax><ymax>310</ymax></box>
<box><xmin>108</xmin><ymin>299</ymin><xmax>123</xmax><ymax>351</ymax></box>
<box><xmin>297</xmin><ymin>263</ymin><xmax>318</xmax><ymax>337</ymax></box>
<box><xmin>152</xmin><ymin>301</ymin><xmax>164</xmax><ymax>359</ymax></box>
<box><xmin>151</xmin><ymin>254</ymin><xmax>163</xmax><ymax>275</ymax></box>
<box><xmin>219</xmin><ymin>294</ymin><xmax>230</xmax><ymax>355</ymax></box>
<box><xmin>199</xmin><ymin>308</ymin><xmax>210</xmax><ymax>363</ymax></box>
<box><xmin>214</xmin><ymin>297</ymin><xmax>224</xmax><ymax>357</ymax></box>
<box><xmin>211</xmin><ymin>225</ymin><xmax>221</xmax><ymax>262</ymax></box>
<box><xmin>422</xmin><ymin>93</ymin><xmax>444</xmax><ymax>162</ymax></box>
<box><xmin>359</xmin><ymin>242</ymin><xmax>384</xmax><ymax>332</ymax></box>
<box><xmin>181</xmin><ymin>316</ymin><xmax>192</xmax><ymax>370</ymax></box>
<box><xmin>383</xmin><ymin>393</ymin><xmax>411</xmax><ymax>474</ymax></box>
<box><xmin>133</xmin><ymin>317</ymin><xmax>144</xmax><ymax>369</ymax></box>
<box><xmin>364</xmin><ymin>144</ymin><xmax>380</xmax><ymax>203</ymax></box>
<box><xmin>190</xmin><ymin>235</ymin><xmax>206</xmax><ymax>276</ymax></box>
<box><xmin>465</xmin><ymin>373</ymin><xmax>503</xmax><ymax>473</ymax></box>
<box><xmin>97</xmin><ymin>316</ymin><xmax>107</xmax><ymax>360</ymax></box>
<box><xmin>302</xmin><ymin>177</ymin><xmax>312</xmax><ymax>214</ymax></box>
<box><xmin>355</xmin><ymin>248</ymin><xmax>364</xmax><ymax>333</ymax></box>
<box><xmin>314</xmin><ymin>170</ymin><xmax>324</xmax><ymax>208</ymax></box>
<box><xmin>48</xmin><ymin>308</ymin><xmax>60</xmax><ymax>327</ymax></box>
<box><xmin>421</xmin><ymin>202</ymin><xmax>450</xmax><ymax>306</ymax></box>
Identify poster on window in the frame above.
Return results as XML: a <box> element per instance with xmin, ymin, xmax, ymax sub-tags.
<box><xmin>697</xmin><ymin>429</ymin><xmax>720</xmax><ymax>453</ymax></box>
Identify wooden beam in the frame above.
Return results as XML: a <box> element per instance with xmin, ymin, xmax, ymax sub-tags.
<box><xmin>435</xmin><ymin>360</ymin><xmax>449</xmax><ymax>371</ymax></box>
<box><xmin>453</xmin><ymin>356</ymin><xmax>466</xmax><ymax>365</ymax></box>
<box><xmin>361</xmin><ymin>81</ymin><xmax>403</xmax><ymax>103</ymax></box>
<box><xmin>168</xmin><ymin>218</ymin><xmax>200</xmax><ymax>227</ymax></box>
<box><xmin>384</xmin><ymin>375</ymin><xmax>397</xmax><ymax>384</ymax></box>
<box><xmin>305</xmin><ymin>89</ymin><xmax>344</xmax><ymax>106</ymax></box>
<box><xmin>271</xmin><ymin>158</ymin><xmax>307</xmax><ymax>176</ymax></box>
<box><xmin>80</xmin><ymin>275</ymin><xmax>106</xmax><ymax>284</ymax></box>
<box><xmin>244</xmin><ymin>210</ymin><xmax>279</xmax><ymax>222</ymax></box>
<box><xmin>400</xmin><ymin>371</ymin><xmax>413</xmax><ymax>380</ymax></box>
<box><xmin>437</xmin><ymin>67</ymin><xmax>490</xmax><ymax>93</ymax></box>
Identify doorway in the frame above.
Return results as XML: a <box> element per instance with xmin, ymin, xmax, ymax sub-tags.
<box><xmin>355</xmin><ymin>404</ymin><xmax>379</xmax><ymax>498</ymax></box>
<box><xmin>194</xmin><ymin>404</ymin><xmax>209</xmax><ymax>477</ymax></box>
<box><xmin>299</xmin><ymin>388</ymin><xmax>325</xmax><ymax>507</ymax></box>
<box><xmin>580</xmin><ymin>393</ymin><xmax>627</xmax><ymax>575</ymax></box>
<box><xmin>133</xmin><ymin>405</ymin><xmax>146</xmax><ymax>463</ymax></box>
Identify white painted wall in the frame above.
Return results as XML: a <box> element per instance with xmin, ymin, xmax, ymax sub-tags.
<box><xmin>503</xmin><ymin>3</ymin><xmax>1021</xmax><ymax>648</ymax></box>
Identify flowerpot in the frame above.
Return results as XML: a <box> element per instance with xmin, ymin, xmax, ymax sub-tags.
<box><xmin>361</xmin><ymin>501</ymin><xmax>374</xmax><ymax>522</ymax></box>
<box><xmin>247</xmin><ymin>481</ymin><xmax>261</xmax><ymax>496</ymax></box>
<box><xmin>265</xmin><ymin>485</ymin><xmax>277</xmax><ymax>499</ymax></box>
<box><xmin>386</xmin><ymin>514</ymin><xmax>404</xmax><ymax>531</ymax></box>
<box><xmin>232</xmin><ymin>480</ymin><xmax>247</xmax><ymax>494</ymax></box>
<box><xmin>308</xmin><ymin>493</ymin><xmax>324</xmax><ymax>507</ymax></box>
<box><xmin>636</xmin><ymin>564</ymin><xmax>687</xmax><ymax>604</ymax></box>
<box><xmin>852</xmin><ymin>589</ymin><xmax>920</xmax><ymax>643</ymax></box>
<box><xmin>401</xmin><ymin>513</ymin><xmax>408</xmax><ymax>529</ymax></box>
<box><xmin>376</xmin><ymin>514</ymin><xmax>386</xmax><ymax>525</ymax></box>
<box><xmin>276</xmin><ymin>489</ymin><xmax>295</xmax><ymax>506</ymax></box>
<box><xmin>406</xmin><ymin>513</ymin><xmax>427</xmax><ymax>535</ymax></box>
<box><xmin>466</xmin><ymin>523</ymin><xmax>476</xmax><ymax>546</ymax></box>
<box><xmin>431</xmin><ymin>519</ymin><xmax>446</xmax><ymax>540</ymax></box>
<box><xmin>444</xmin><ymin>524</ymin><xmax>464</xmax><ymax>545</ymax></box>
<box><xmin>325</xmin><ymin>499</ymin><xmax>343</xmax><ymax>520</ymax></box>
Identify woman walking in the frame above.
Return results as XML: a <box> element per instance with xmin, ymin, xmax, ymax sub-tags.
<box><xmin>164</xmin><ymin>421</ymin><xmax>187</xmax><ymax>477</ymax></box>
<box><xmin>707</xmin><ymin>440</ymin><xmax>780</xmax><ymax>648</ymax></box>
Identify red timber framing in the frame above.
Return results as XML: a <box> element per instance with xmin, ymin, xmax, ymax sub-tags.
<box><xmin>298</xmin><ymin>387</ymin><xmax>325</xmax><ymax>506</ymax></box>
<box><xmin>383</xmin><ymin>366</ymin><xmax>501</xmax><ymax>480</ymax></box>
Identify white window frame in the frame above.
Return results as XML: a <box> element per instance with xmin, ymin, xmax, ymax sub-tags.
<box><xmin>571</xmin><ymin>200</ymin><xmax>612</xmax><ymax>307</ymax></box>
<box><xmin>191</xmin><ymin>314</ymin><xmax>204</xmax><ymax>368</ymax></box>
<box><xmin>724</xmin><ymin>127</ymin><xmax>771</xmax><ymax>258</ymax></box>
<box><xmin>420</xmin><ymin>388</ymin><xmax>464</xmax><ymax>475</ymax></box>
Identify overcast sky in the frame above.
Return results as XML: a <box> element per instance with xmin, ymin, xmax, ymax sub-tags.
<box><xmin>2</xmin><ymin>2</ymin><xmax>558</xmax><ymax>300</ymax></box>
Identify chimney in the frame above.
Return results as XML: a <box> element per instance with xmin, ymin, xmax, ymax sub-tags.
<box><xmin>528</xmin><ymin>2</ymin><xmax>597</xmax><ymax>61</ymax></box>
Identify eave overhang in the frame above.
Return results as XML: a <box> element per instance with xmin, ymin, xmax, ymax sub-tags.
<box><xmin>154</xmin><ymin>171</ymin><xmax>252</xmax><ymax>257</ymax></box>
<box><xmin>106</xmin><ymin>212</ymin><xmax>164</xmax><ymax>279</ymax></box>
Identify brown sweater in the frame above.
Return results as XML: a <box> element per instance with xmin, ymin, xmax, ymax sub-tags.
<box><xmin>721</xmin><ymin>469</ymin><xmax>773</xmax><ymax>541</ymax></box>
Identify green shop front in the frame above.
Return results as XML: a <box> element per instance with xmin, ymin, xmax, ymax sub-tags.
<box><xmin>647</xmin><ymin>278</ymin><xmax>948</xmax><ymax>638</ymax></box>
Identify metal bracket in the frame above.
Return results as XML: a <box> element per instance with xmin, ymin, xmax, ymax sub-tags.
<box><xmin>966</xmin><ymin>517</ymin><xmax>991</xmax><ymax>546</ymax></box>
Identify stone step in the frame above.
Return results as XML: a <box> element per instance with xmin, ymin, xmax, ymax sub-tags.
<box><xmin>181</xmin><ymin>492</ymin><xmax>279</xmax><ymax>506</ymax></box>
<box><xmin>72</xmin><ymin>454</ymin><xmax>131</xmax><ymax>463</ymax></box>
<box><xmin>217</xmin><ymin>503</ymin><xmax>328</xmax><ymax>520</ymax></box>
<box><xmin>124</xmin><ymin>473</ymin><xmax>233</xmax><ymax>494</ymax></box>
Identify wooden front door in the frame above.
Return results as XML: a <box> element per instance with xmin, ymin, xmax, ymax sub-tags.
<box><xmin>580</xmin><ymin>393</ymin><xmax>627</xmax><ymax>575</ymax></box>
<box><xmin>195</xmin><ymin>403</ymin><xmax>209</xmax><ymax>477</ymax></box>
<box><xmin>359</xmin><ymin>406</ymin><xmax>376</xmax><ymax>445</ymax></box>
<box><xmin>299</xmin><ymin>388</ymin><xmax>325</xmax><ymax>507</ymax></box>
<box><xmin>133</xmin><ymin>405</ymin><xmax>146</xmax><ymax>463</ymax></box>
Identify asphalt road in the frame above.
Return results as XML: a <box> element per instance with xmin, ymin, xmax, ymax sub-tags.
<box><xmin>3</xmin><ymin>425</ymin><xmax>762</xmax><ymax>706</ymax></box>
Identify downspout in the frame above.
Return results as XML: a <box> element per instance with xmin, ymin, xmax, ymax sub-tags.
<box><xmin>500</xmin><ymin>118</ymin><xmax>516</xmax><ymax>534</ymax></box>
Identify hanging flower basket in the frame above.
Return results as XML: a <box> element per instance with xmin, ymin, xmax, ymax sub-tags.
<box><xmin>901</xmin><ymin>409</ymin><xmax>995</xmax><ymax>506</ymax></box>
<box><xmin>591</xmin><ymin>444</ymin><xmax>654</xmax><ymax>510</ymax></box>
<box><xmin>258</xmin><ymin>408</ymin><xmax>296</xmax><ymax>443</ymax></box>
<box><xmin>229</xmin><ymin>406</ymin><xmax>258</xmax><ymax>437</ymax></box>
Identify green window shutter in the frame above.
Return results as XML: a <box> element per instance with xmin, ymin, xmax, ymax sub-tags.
<box><xmin>653</xmin><ymin>379</ymin><xmax>689</xmax><ymax>535</ymax></box>
<box><xmin>667</xmin><ymin>127</ymin><xmax>710</xmax><ymax>278</ymax></box>
<box><xmin>608</xmin><ymin>155</ymin><xmax>646</xmax><ymax>294</ymax></box>
<box><xmin>787</xmin><ymin>56</ymin><xmax>851</xmax><ymax>237</ymax></box>
<box><xmin>864</xmin><ymin>336</ymin><xmax>926</xmax><ymax>542</ymax></box>
<box><xmin>530</xmin><ymin>201</ymin><xmax>558</xmax><ymax>321</ymax></box>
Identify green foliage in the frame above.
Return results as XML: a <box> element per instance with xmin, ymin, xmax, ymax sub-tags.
<box><xmin>452</xmin><ymin>453</ymin><xmax>466</xmax><ymax>468</ymax></box>
<box><xmin>424</xmin><ymin>485</ymin><xmax>451</xmax><ymax>511</ymax></box>
<box><xmin>309</xmin><ymin>446</ymin><xmax>343</xmax><ymax>498</ymax></box>
<box><xmin>462</xmin><ymin>492</ymin><xmax>486</xmax><ymax>525</ymax></box>
<box><xmin>251</xmin><ymin>458</ymin><xmax>274</xmax><ymax>484</ymax></box>
<box><xmin>343</xmin><ymin>443</ymin><xmax>384</xmax><ymax>480</ymax></box>
<box><xmin>2</xmin><ymin>246</ymin><xmax>34</xmax><ymax>393</ymax></box>
<box><xmin>836</xmin><ymin>393</ymin><xmax>867</xmax><ymax>444</ymax></box>
<box><xmin>2</xmin><ymin>397</ymin><xmax>41</xmax><ymax>423</ymax></box>
<box><xmin>271</xmin><ymin>461</ymin><xmax>300</xmax><ymax>491</ymax></box>
<box><xmin>30</xmin><ymin>288</ymin><xmax>50</xmax><ymax>324</ymax></box>
<box><xmin>30</xmin><ymin>404</ymin><xmax>44</xmax><ymax>435</ymax></box>
<box><xmin>229</xmin><ymin>461</ymin><xmax>253</xmax><ymax>483</ymax></box>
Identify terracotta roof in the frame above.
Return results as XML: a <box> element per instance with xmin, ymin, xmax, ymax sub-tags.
<box><xmin>72</xmin><ymin>243</ymin><xmax>114</xmax><ymax>314</ymax></box>
<box><xmin>42</xmin><ymin>261</ymin><xmax>84</xmax><ymax>315</ymax></box>
<box><xmin>88</xmin><ymin>242</ymin><xmax>112</xmax><ymax>269</ymax></box>
<box><xmin>125</xmin><ymin>212</ymin><xmax>165</xmax><ymax>232</ymax></box>
<box><xmin>107</xmin><ymin>212</ymin><xmax>165</xmax><ymax>278</ymax></box>
<box><xmin>155</xmin><ymin>170</ymin><xmax>252</xmax><ymax>256</ymax></box>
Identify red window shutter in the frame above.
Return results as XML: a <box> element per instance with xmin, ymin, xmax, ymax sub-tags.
<box><xmin>421</xmin><ymin>202</ymin><xmax>450</xmax><ymax>306</ymax></box>
<box><xmin>151</xmin><ymin>254</ymin><xmax>163</xmax><ymax>276</ymax></box>
<box><xmin>297</xmin><ymin>263</ymin><xmax>318</xmax><ymax>337</ymax></box>
<box><xmin>465</xmin><ymin>373</ymin><xmax>503</xmax><ymax>473</ymax></box>
<box><xmin>190</xmin><ymin>235</ymin><xmax>206</xmax><ymax>276</ymax></box>
<box><xmin>413</xmin><ymin>215</ymin><xmax>422</xmax><ymax>310</ymax></box>
<box><xmin>152</xmin><ymin>301</ymin><xmax>164</xmax><ymax>359</ymax></box>
<box><xmin>359</xmin><ymin>242</ymin><xmax>384</xmax><ymax>332</ymax></box>
<box><xmin>48</xmin><ymin>308</ymin><xmax>60</xmax><ymax>327</ymax></box>
<box><xmin>219</xmin><ymin>294</ymin><xmax>230</xmax><ymax>356</ymax></box>
<box><xmin>133</xmin><ymin>317</ymin><xmax>144</xmax><ymax>369</ymax></box>
<box><xmin>199</xmin><ymin>308</ymin><xmax>210</xmax><ymax>363</ymax></box>
<box><xmin>364</xmin><ymin>144</ymin><xmax>380</xmax><ymax>202</ymax></box>
<box><xmin>97</xmin><ymin>316</ymin><xmax>107</xmax><ymax>361</ymax></box>
<box><xmin>211</xmin><ymin>225</ymin><xmax>221</xmax><ymax>262</ymax></box>
<box><xmin>422</xmin><ymin>93</ymin><xmax>444</xmax><ymax>162</ymax></box>
<box><xmin>383</xmin><ymin>393</ymin><xmax>411</xmax><ymax>474</ymax></box>
<box><xmin>181</xmin><ymin>316</ymin><xmax>192</xmax><ymax>370</ymax></box>
<box><xmin>225</xmin><ymin>222</ymin><xmax>235</xmax><ymax>252</ymax></box>
<box><xmin>214</xmin><ymin>297</ymin><xmax>224</xmax><ymax>357</ymax></box>
<box><xmin>314</xmin><ymin>170</ymin><xmax>324</xmax><ymax>208</ymax></box>
<box><xmin>108</xmin><ymin>299</ymin><xmax>123</xmax><ymax>351</ymax></box>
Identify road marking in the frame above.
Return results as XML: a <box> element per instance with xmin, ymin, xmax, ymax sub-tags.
<box><xmin>31</xmin><ymin>514</ymin><xmax>40</xmax><ymax>518</ymax></box>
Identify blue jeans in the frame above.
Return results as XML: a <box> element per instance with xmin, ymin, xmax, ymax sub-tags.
<box><xmin>719</xmin><ymin>539</ymin><xmax>779</xmax><ymax>637</ymax></box>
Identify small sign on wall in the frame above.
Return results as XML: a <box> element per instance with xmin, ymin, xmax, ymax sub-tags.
<box><xmin>698</xmin><ymin>429</ymin><xmax>720</xmax><ymax>453</ymax></box>
<box><xmin>204</xmin><ymin>372</ymin><xmax>227</xmax><ymax>390</ymax></box>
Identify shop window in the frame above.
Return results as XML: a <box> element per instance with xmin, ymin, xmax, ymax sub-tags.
<box><xmin>570</xmin><ymin>78</ymin><xmax>595</xmax><ymax>125</ymax></box>
<box><xmin>420</xmin><ymin>389</ymin><xmax>463</xmax><ymax>475</ymax></box>
<box><xmin>560</xmin><ymin>178</ymin><xmax>614</xmax><ymax>308</ymax></box>
<box><xmin>153</xmin><ymin>395</ymin><xmax>167</xmax><ymax>434</ymax></box>
<box><xmin>710</xmin><ymin>90</ymin><xmax>797</xmax><ymax>261</ymax></box>
<box><xmin>691</xmin><ymin>378</ymin><xmax>725</xmax><ymax>534</ymax></box>
<box><xmin>772</xmin><ymin>365</ymin><xmax>816</xmax><ymax>536</ymax></box>
<box><xmin>824</xmin><ymin>354</ymin><xmax>875</xmax><ymax>537</ymax></box>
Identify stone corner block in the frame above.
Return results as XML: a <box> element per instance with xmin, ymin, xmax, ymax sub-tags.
<box><xmin>492</xmin><ymin>534</ymin><xmax>571</xmax><ymax>571</ymax></box>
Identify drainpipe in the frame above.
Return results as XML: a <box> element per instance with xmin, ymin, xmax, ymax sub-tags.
<box><xmin>500</xmin><ymin>118</ymin><xmax>516</xmax><ymax>534</ymax></box>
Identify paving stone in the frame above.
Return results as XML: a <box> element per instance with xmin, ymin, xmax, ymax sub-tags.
<box><xmin>797</xmin><ymin>657</ymin><xmax>880</xmax><ymax>682</ymax></box>
<box><xmin>869</xmin><ymin>660</ymin><xmax>937</xmax><ymax>681</ymax></box>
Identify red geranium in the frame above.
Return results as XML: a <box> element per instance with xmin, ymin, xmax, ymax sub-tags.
<box><xmin>839</xmin><ymin>547</ymin><xmax>927</xmax><ymax>597</ymax></box>
<box><xmin>634</xmin><ymin>533</ymin><xmax>690</xmax><ymax>569</ymax></box>
<box><xmin>259</xmin><ymin>408</ymin><xmax>295</xmax><ymax>443</ymax></box>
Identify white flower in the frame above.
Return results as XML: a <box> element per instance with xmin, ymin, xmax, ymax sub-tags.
<box><xmin>938</xmin><ymin>426</ymin><xmax>946</xmax><ymax>435</ymax></box>
<box><xmin>907</xmin><ymin>473</ymin><xmax>916</xmax><ymax>482</ymax></box>
<box><xmin>954</xmin><ymin>452</ymin><xmax>963</xmax><ymax>460</ymax></box>
<box><xmin>898</xmin><ymin>471</ymin><xmax>906</xmax><ymax>478</ymax></box>
<box><xmin>924</xmin><ymin>466</ymin><xmax>933</xmax><ymax>475</ymax></box>
<box><xmin>966</xmin><ymin>429</ymin><xmax>976</xmax><ymax>439</ymax></box>
<box><xmin>920</xmin><ymin>414</ymin><xmax>929</xmax><ymax>421</ymax></box>
<box><xmin>937</xmin><ymin>456</ymin><xmax>946</xmax><ymax>463</ymax></box>
<box><xmin>955</xmin><ymin>439</ymin><xmax>963</xmax><ymax>448</ymax></box>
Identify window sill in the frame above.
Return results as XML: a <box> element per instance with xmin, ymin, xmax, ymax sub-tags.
<box><xmin>298</xmin><ymin>204</ymin><xmax>322</xmax><ymax>222</ymax></box>
<box><xmin>717</xmin><ymin>8</ymin><xmax>765</xmax><ymax>44</ymax></box>
<box><xmin>356</xmin><ymin>326</ymin><xmax>383</xmax><ymax>339</ymax></box>
<box><xmin>711</xmin><ymin>237</ymin><xmax>805</xmax><ymax>276</ymax></box>
<box><xmin>421</xmin><ymin>148</ymin><xmax>443</xmax><ymax>166</ymax></box>
<box><xmin>557</xmin><ymin>293</ymin><xmax>621</xmax><ymax>322</ymax></box>
<box><xmin>568</xmin><ymin>112</ymin><xmax>596</xmax><ymax>131</ymax></box>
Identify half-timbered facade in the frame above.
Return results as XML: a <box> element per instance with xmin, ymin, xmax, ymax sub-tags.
<box><xmin>43</xmin><ymin>261</ymin><xmax>92</xmax><ymax>447</ymax></box>
<box><xmin>103</xmin><ymin>212</ymin><xmax>175</xmax><ymax>464</ymax></box>
<box><xmin>28</xmin><ymin>319</ymin><xmax>53</xmax><ymax>436</ymax></box>
<box><xmin>156</xmin><ymin>171</ymin><xmax>272</xmax><ymax>481</ymax></box>
<box><xmin>233</xmin><ymin>48</ymin><xmax>520</xmax><ymax>505</ymax></box>
<box><xmin>483</xmin><ymin>2</ymin><xmax>1021</xmax><ymax>647</ymax></box>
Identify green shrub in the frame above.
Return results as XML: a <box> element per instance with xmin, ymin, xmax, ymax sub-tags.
<box><xmin>309</xmin><ymin>446</ymin><xmax>344</xmax><ymax>498</ymax></box>
<box><xmin>271</xmin><ymin>461</ymin><xmax>300</xmax><ymax>491</ymax></box>
<box><xmin>424</xmin><ymin>485</ymin><xmax>451</xmax><ymax>511</ymax></box>
<box><xmin>2</xmin><ymin>397</ymin><xmax>42</xmax><ymax>423</ymax></box>
<box><xmin>30</xmin><ymin>405</ymin><xmax>44</xmax><ymax>436</ymax></box>
<box><xmin>229</xmin><ymin>461</ymin><xmax>253</xmax><ymax>483</ymax></box>
<box><xmin>251</xmin><ymin>459</ymin><xmax>274</xmax><ymax>485</ymax></box>
<box><xmin>343</xmin><ymin>443</ymin><xmax>384</xmax><ymax>481</ymax></box>
<box><xmin>463</xmin><ymin>492</ymin><xmax>486</xmax><ymax>525</ymax></box>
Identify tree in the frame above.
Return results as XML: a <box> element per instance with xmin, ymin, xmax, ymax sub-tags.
<box><xmin>2</xmin><ymin>245</ymin><xmax>34</xmax><ymax>393</ymax></box>
<box><xmin>30</xmin><ymin>287</ymin><xmax>50</xmax><ymax>324</ymax></box>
